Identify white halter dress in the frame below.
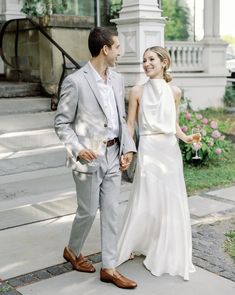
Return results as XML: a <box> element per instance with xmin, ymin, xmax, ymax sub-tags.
<box><xmin>116</xmin><ymin>79</ymin><xmax>195</xmax><ymax>280</ymax></box>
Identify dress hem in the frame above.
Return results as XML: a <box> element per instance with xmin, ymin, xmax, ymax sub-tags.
<box><xmin>143</xmin><ymin>261</ymin><xmax>196</xmax><ymax>281</ymax></box>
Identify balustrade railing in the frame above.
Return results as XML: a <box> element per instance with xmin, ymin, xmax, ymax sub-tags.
<box><xmin>165</xmin><ymin>41</ymin><xmax>205</xmax><ymax>72</ymax></box>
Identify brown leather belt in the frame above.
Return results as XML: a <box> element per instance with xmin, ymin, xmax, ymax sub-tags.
<box><xmin>107</xmin><ymin>137</ymin><xmax>119</xmax><ymax>147</ymax></box>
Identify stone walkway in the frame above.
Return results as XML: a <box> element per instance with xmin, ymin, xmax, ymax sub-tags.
<box><xmin>0</xmin><ymin>183</ymin><xmax>235</xmax><ymax>294</ymax></box>
<box><xmin>192</xmin><ymin>211</ymin><xmax>235</xmax><ymax>281</ymax></box>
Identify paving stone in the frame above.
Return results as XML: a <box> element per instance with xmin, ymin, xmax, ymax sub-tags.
<box><xmin>46</xmin><ymin>266</ymin><xmax>65</xmax><ymax>276</ymax></box>
<box><xmin>219</xmin><ymin>271</ymin><xmax>235</xmax><ymax>281</ymax></box>
<box><xmin>63</xmin><ymin>263</ymin><xmax>73</xmax><ymax>271</ymax></box>
<box><xmin>34</xmin><ymin>271</ymin><xmax>51</xmax><ymax>280</ymax></box>
<box><xmin>89</xmin><ymin>253</ymin><xmax>101</xmax><ymax>264</ymax></box>
<box><xmin>192</xmin><ymin>214</ymin><xmax>235</xmax><ymax>282</ymax></box>
<box><xmin>20</xmin><ymin>274</ymin><xmax>38</xmax><ymax>285</ymax></box>
<box><xmin>189</xmin><ymin>196</ymin><xmax>234</xmax><ymax>217</ymax></box>
<box><xmin>202</xmin><ymin>264</ymin><xmax>224</xmax><ymax>274</ymax></box>
<box><xmin>0</xmin><ymin>290</ymin><xmax>22</xmax><ymax>295</ymax></box>
<box><xmin>7</xmin><ymin>279</ymin><xmax>22</xmax><ymax>288</ymax></box>
<box><xmin>210</xmin><ymin>186</ymin><xmax>235</xmax><ymax>202</ymax></box>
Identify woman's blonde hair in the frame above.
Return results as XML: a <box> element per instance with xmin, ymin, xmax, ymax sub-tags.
<box><xmin>144</xmin><ymin>46</ymin><xmax>172</xmax><ymax>82</ymax></box>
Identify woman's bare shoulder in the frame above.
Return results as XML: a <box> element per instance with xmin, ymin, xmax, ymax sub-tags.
<box><xmin>129</xmin><ymin>84</ymin><xmax>144</xmax><ymax>100</ymax></box>
<box><xmin>170</xmin><ymin>85</ymin><xmax>182</xmax><ymax>104</ymax></box>
<box><xmin>131</xmin><ymin>84</ymin><xmax>144</xmax><ymax>94</ymax></box>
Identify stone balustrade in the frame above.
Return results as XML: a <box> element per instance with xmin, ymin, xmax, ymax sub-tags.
<box><xmin>165</xmin><ymin>41</ymin><xmax>205</xmax><ymax>73</ymax></box>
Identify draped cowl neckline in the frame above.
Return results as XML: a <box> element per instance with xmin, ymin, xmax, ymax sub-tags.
<box><xmin>139</xmin><ymin>78</ymin><xmax>176</xmax><ymax>135</ymax></box>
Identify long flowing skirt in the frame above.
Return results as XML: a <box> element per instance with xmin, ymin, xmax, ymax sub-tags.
<box><xmin>116</xmin><ymin>133</ymin><xmax>195</xmax><ymax>280</ymax></box>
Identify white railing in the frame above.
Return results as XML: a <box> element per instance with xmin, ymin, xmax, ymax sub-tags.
<box><xmin>165</xmin><ymin>41</ymin><xmax>205</xmax><ymax>72</ymax></box>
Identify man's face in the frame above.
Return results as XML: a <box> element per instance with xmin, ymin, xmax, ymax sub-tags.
<box><xmin>106</xmin><ymin>36</ymin><xmax>121</xmax><ymax>67</ymax></box>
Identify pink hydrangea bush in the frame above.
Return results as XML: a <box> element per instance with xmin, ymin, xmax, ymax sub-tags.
<box><xmin>179</xmin><ymin>110</ymin><xmax>231</xmax><ymax>165</ymax></box>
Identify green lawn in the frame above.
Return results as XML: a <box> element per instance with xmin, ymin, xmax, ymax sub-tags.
<box><xmin>184</xmin><ymin>150</ymin><xmax>235</xmax><ymax>195</ymax></box>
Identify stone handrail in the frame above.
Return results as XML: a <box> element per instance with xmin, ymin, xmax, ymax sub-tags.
<box><xmin>165</xmin><ymin>41</ymin><xmax>205</xmax><ymax>72</ymax></box>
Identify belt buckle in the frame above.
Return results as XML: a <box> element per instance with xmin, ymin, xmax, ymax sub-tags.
<box><xmin>107</xmin><ymin>138</ymin><xmax>116</xmax><ymax>147</ymax></box>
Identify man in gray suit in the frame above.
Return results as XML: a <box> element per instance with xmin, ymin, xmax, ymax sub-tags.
<box><xmin>54</xmin><ymin>27</ymin><xmax>137</xmax><ymax>289</ymax></box>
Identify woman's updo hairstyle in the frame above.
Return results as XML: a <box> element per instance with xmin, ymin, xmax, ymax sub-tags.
<box><xmin>144</xmin><ymin>46</ymin><xmax>172</xmax><ymax>82</ymax></box>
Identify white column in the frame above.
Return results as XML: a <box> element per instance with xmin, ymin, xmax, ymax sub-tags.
<box><xmin>201</xmin><ymin>0</ymin><xmax>227</xmax><ymax>75</ymax></box>
<box><xmin>213</xmin><ymin>0</ymin><xmax>220</xmax><ymax>38</ymax></box>
<box><xmin>111</xmin><ymin>0</ymin><xmax>165</xmax><ymax>87</ymax></box>
<box><xmin>203</xmin><ymin>0</ymin><xmax>220</xmax><ymax>39</ymax></box>
<box><xmin>0</xmin><ymin>0</ymin><xmax>25</xmax><ymax>21</ymax></box>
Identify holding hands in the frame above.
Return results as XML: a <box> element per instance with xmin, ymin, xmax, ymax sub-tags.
<box><xmin>120</xmin><ymin>152</ymin><xmax>133</xmax><ymax>171</ymax></box>
<box><xmin>78</xmin><ymin>150</ymin><xmax>134</xmax><ymax>170</ymax></box>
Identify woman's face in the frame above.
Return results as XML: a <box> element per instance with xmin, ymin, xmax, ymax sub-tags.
<box><xmin>143</xmin><ymin>50</ymin><xmax>167</xmax><ymax>79</ymax></box>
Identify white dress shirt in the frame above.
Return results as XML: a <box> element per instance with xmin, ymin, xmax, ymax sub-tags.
<box><xmin>88</xmin><ymin>61</ymin><xmax>119</xmax><ymax>140</ymax></box>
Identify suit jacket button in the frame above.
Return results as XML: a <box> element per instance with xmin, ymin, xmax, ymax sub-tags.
<box><xmin>104</xmin><ymin>123</ymin><xmax>108</xmax><ymax>127</ymax></box>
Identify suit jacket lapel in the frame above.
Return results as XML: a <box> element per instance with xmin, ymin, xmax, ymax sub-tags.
<box><xmin>82</xmin><ymin>63</ymin><xmax>109</xmax><ymax>118</ymax></box>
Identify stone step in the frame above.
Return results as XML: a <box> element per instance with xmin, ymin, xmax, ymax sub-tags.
<box><xmin>0</xmin><ymin>145</ymin><xmax>66</xmax><ymax>176</ymax></box>
<box><xmin>0</xmin><ymin>164</ymin><xmax>132</xmax><ymax>213</ymax></box>
<box><xmin>0</xmin><ymin>181</ymin><xmax>132</xmax><ymax>230</ymax></box>
<box><xmin>0</xmin><ymin>111</ymin><xmax>55</xmax><ymax>134</ymax></box>
<box><xmin>0</xmin><ymin>166</ymin><xmax>74</xmax><ymax>212</ymax></box>
<box><xmin>0</xmin><ymin>128</ymin><xmax>61</xmax><ymax>153</ymax></box>
<box><xmin>0</xmin><ymin>211</ymin><xmax>103</xmax><ymax>279</ymax></box>
<box><xmin>0</xmin><ymin>81</ymin><xmax>41</xmax><ymax>97</ymax></box>
<box><xmin>0</xmin><ymin>128</ymin><xmax>61</xmax><ymax>154</ymax></box>
<box><xmin>0</xmin><ymin>96</ymin><xmax>51</xmax><ymax>115</ymax></box>
<box><xmin>0</xmin><ymin>163</ymin><xmax>132</xmax><ymax>229</ymax></box>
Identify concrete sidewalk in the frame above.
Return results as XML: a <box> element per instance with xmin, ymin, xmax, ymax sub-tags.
<box><xmin>0</xmin><ymin>183</ymin><xmax>235</xmax><ymax>294</ymax></box>
<box><xmin>18</xmin><ymin>260</ymin><xmax>235</xmax><ymax>295</ymax></box>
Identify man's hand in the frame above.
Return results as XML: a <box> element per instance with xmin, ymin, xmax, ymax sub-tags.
<box><xmin>77</xmin><ymin>149</ymin><xmax>97</xmax><ymax>162</ymax></box>
<box><xmin>120</xmin><ymin>152</ymin><xmax>133</xmax><ymax>171</ymax></box>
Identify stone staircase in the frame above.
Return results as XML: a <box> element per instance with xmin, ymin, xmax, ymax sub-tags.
<box><xmin>0</xmin><ymin>81</ymin><xmax>132</xmax><ymax>232</ymax></box>
<box><xmin>0</xmin><ymin>82</ymin><xmax>75</xmax><ymax>216</ymax></box>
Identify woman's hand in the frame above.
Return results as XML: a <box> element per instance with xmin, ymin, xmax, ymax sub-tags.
<box><xmin>120</xmin><ymin>152</ymin><xmax>133</xmax><ymax>171</ymax></box>
<box><xmin>183</xmin><ymin>135</ymin><xmax>194</xmax><ymax>144</ymax></box>
<box><xmin>183</xmin><ymin>133</ymin><xmax>201</xmax><ymax>144</ymax></box>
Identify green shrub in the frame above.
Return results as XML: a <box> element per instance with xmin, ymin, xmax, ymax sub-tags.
<box><xmin>21</xmin><ymin>0</ymin><xmax>67</xmax><ymax>17</ymax></box>
<box><xmin>179</xmin><ymin>110</ymin><xmax>232</xmax><ymax>165</ymax></box>
<box><xmin>21</xmin><ymin>0</ymin><xmax>47</xmax><ymax>17</ymax></box>
<box><xmin>223</xmin><ymin>85</ymin><xmax>235</xmax><ymax>107</ymax></box>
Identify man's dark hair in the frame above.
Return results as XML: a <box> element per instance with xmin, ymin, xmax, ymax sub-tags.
<box><xmin>88</xmin><ymin>27</ymin><xmax>118</xmax><ymax>57</ymax></box>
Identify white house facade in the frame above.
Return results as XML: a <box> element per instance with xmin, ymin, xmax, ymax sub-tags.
<box><xmin>0</xmin><ymin>0</ymin><xmax>228</xmax><ymax>110</ymax></box>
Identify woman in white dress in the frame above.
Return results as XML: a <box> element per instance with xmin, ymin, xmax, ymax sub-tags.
<box><xmin>116</xmin><ymin>46</ymin><xmax>196</xmax><ymax>281</ymax></box>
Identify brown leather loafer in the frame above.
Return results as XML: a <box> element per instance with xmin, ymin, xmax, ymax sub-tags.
<box><xmin>100</xmin><ymin>269</ymin><xmax>137</xmax><ymax>289</ymax></box>
<box><xmin>63</xmin><ymin>247</ymin><xmax>96</xmax><ymax>273</ymax></box>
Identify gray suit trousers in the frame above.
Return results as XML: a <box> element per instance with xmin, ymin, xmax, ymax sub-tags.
<box><xmin>68</xmin><ymin>142</ymin><xmax>121</xmax><ymax>268</ymax></box>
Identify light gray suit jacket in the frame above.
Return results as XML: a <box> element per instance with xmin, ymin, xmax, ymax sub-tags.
<box><xmin>54</xmin><ymin>63</ymin><xmax>136</xmax><ymax>173</ymax></box>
